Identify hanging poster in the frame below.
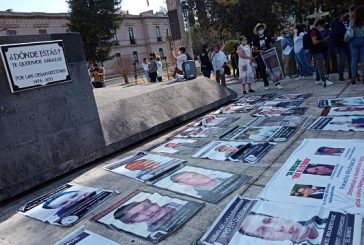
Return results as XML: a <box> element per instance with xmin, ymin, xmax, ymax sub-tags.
<box><xmin>148</xmin><ymin>138</ymin><xmax>208</xmax><ymax>155</ymax></box>
<box><xmin>247</xmin><ymin>115</ymin><xmax>310</xmax><ymax>127</ymax></box>
<box><xmin>321</xmin><ymin>106</ymin><xmax>364</xmax><ymax>116</ymax></box>
<box><xmin>309</xmin><ymin>116</ymin><xmax>364</xmax><ymax>131</ymax></box>
<box><xmin>261</xmin><ymin>48</ymin><xmax>285</xmax><ymax>83</ymax></box>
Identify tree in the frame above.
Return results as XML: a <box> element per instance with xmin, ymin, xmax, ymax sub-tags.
<box><xmin>113</xmin><ymin>55</ymin><xmax>133</xmax><ymax>84</ymax></box>
<box><xmin>67</xmin><ymin>0</ymin><xmax>122</xmax><ymax>63</ymax></box>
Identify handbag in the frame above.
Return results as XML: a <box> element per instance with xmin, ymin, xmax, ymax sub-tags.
<box><xmin>344</xmin><ymin>25</ymin><xmax>355</xmax><ymax>42</ymax></box>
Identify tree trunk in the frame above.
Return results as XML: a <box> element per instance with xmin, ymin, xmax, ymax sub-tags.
<box><xmin>123</xmin><ymin>75</ymin><xmax>129</xmax><ymax>84</ymax></box>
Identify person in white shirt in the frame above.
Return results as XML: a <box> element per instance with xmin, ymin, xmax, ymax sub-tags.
<box><xmin>293</xmin><ymin>24</ymin><xmax>314</xmax><ymax>80</ymax></box>
<box><xmin>142</xmin><ymin>57</ymin><xmax>150</xmax><ymax>83</ymax></box>
<box><xmin>211</xmin><ymin>44</ymin><xmax>228</xmax><ymax>86</ymax></box>
<box><xmin>172</xmin><ymin>47</ymin><xmax>188</xmax><ymax>78</ymax></box>
<box><xmin>156</xmin><ymin>56</ymin><xmax>163</xmax><ymax>82</ymax></box>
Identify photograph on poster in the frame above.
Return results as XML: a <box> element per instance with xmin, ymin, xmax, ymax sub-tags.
<box><xmin>213</xmin><ymin>105</ymin><xmax>253</xmax><ymax>114</ymax></box>
<box><xmin>251</xmin><ymin>107</ymin><xmax>308</xmax><ymax>117</ymax></box>
<box><xmin>174</xmin><ymin>126</ymin><xmax>225</xmax><ymax>138</ymax></box>
<box><xmin>290</xmin><ymin>184</ymin><xmax>326</xmax><ymax>199</ymax></box>
<box><xmin>262</xmin><ymin>100</ymin><xmax>303</xmax><ymax>108</ymax></box>
<box><xmin>247</xmin><ymin>115</ymin><xmax>310</xmax><ymax>127</ymax></box>
<box><xmin>274</xmin><ymin>93</ymin><xmax>312</xmax><ymax>101</ymax></box>
<box><xmin>191</xmin><ymin>115</ymin><xmax>238</xmax><ymax>127</ymax></box>
<box><xmin>148</xmin><ymin>139</ymin><xmax>208</xmax><ymax>155</ymax></box>
<box><xmin>318</xmin><ymin>97</ymin><xmax>364</xmax><ymax>108</ymax></box>
<box><xmin>261</xmin><ymin>48</ymin><xmax>284</xmax><ymax>83</ymax></box>
<box><xmin>309</xmin><ymin>116</ymin><xmax>364</xmax><ymax>131</ymax></box>
<box><xmin>233</xmin><ymin>93</ymin><xmax>277</xmax><ymax>106</ymax></box>
<box><xmin>321</xmin><ymin>106</ymin><xmax>364</xmax><ymax>116</ymax></box>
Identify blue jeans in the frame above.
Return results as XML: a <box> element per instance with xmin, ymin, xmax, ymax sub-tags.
<box><xmin>350</xmin><ymin>37</ymin><xmax>364</xmax><ymax>77</ymax></box>
<box><xmin>295</xmin><ymin>49</ymin><xmax>314</xmax><ymax>76</ymax></box>
<box><xmin>313</xmin><ymin>53</ymin><xmax>327</xmax><ymax>81</ymax></box>
<box><xmin>337</xmin><ymin>45</ymin><xmax>351</xmax><ymax>77</ymax></box>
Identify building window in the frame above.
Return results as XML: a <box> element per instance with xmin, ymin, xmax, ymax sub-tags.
<box><xmin>112</xmin><ymin>29</ymin><xmax>119</xmax><ymax>46</ymax></box>
<box><xmin>128</xmin><ymin>27</ymin><xmax>136</xmax><ymax>44</ymax></box>
<box><xmin>38</xmin><ymin>29</ymin><xmax>47</xmax><ymax>34</ymax></box>
<box><xmin>133</xmin><ymin>51</ymin><xmax>139</xmax><ymax>63</ymax></box>
<box><xmin>159</xmin><ymin>48</ymin><xmax>164</xmax><ymax>59</ymax></box>
<box><xmin>156</xmin><ymin>26</ymin><xmax>162</xmax><ymax>42</ymax></box>
<box><xmin>6</xmin><ymin>30</ymin><xmax>16</xmax><ymax>36</ymax></box>
<box><xmin>166</xmin><ymin>28</ymin><xmax>170</xmax><ymax>38</ymax></box>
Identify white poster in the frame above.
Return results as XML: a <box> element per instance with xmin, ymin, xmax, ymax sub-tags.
<box><xmin>318</xmin><ymin>97</ymin><xmax>364</xmax><ymax>108</ymax></box>
<box><xmin>274</xmin><ymin>93</ymin><xmax>312</xmax><ymax>101</ymax></box>
<box><xmin>149</xmin><ymin>138</ymin><xmax>207</xmax><ymax>155</ymax></box>
<box><xmin>309</xmin><ymin>116</ymin><xmax>364</xmax><ymax>131</ymax></box>
<box><xmin>259</xmin><ymin>138</ymin><xmax>364</xmax><ymax>215</ymax></box>
<box><xmin>191</xmin><ymin>115</ymin><xmax>238</xmax><ymax>127</ymax></box>
<box><xmin>174</xmin><ymin>126</ymin><xmax>225</xmax><ymax>138</ymax></box>
<box><xmin>321</xmin><ymin>106</ymin><xmax>364</xmax><ymax>116</ymax></box>
<box><xmin>247</xmin><ymin>116</ymin><xmax>310</xmax><ymax>127</ymax></box>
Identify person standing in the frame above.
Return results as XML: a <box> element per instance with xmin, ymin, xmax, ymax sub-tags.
<box><xmin>199</xmin><ymin>44</ymin><xmax>213</xmax><ymax>78</ymax></box>
<box><xmin>231</xmin><ymin>43</ymin><xmax>240</xmax><ymax>78</ymax></box>
<box><xmin>252</xmin><ymin>23</ymin><xmax>282</xmax><ymax>90</ymax></box>
<box><xmin>172</xmin><ymin>47</ymin><xmax>188</xmax><ymax>78</ymax></box>
<box><xmin>156</xmin><ymin>56</ymin><xmax>163</xmax><ymax>82</ymax></box>
<box><xmin>349</xmin><ymin>5</ymin><xmax>364</xmax><ymax>84</ymax></box>
<box><xmin>211</xmin><ymin>44</ymin><xmax>228</xmax><ymax>86</ymax></box>
<box><xmin>281</xmin><ymin>29</ymin><xmax>297</xmax><ymax>78</ymax></box>
<box><xmin>142</xmin><ymin>58</ymin><xmax>150</xmax><ymax>83</ymax></box>
<box><xmin>90</xmin><ymin>63</ymin><xmax>106</xmax><ymax>88</ymax></box>
<box><xmin>310</xmin><ymin>19</ymin><xmax>334</xmax><ymax>86</ymax></box>
<box><xmin>148</xmin><ymin>53</ymin><xmax>158</xmax><ymax>83</ymax></box>
<box><xmin>237</xmin><ymin>36</ymin><xmax>256</xmax><ymax>94</ymax></box>
<box><xmin>294</xmin><ymin>24</ymin><xmax>314</xmax><ymax>80</ymax></box>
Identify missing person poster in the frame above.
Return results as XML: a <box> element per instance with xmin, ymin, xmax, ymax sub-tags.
<box><xmin>220</xmin><ymin>126</ymin><xmax>297</xmax><ymax>142</ymax></box>
<box><xmin>153</xmin><ymin>165</ymin><xmax>250</xmax><ymax>203</ymax></box>
<box><xmin>191</xmin><ymin>115</ymin><xmax>238</xmax><ymax>127</ymax></box>
<box><xmin>274</xmin><ymin>93</ymin><xmax>312</xmax><ymax>101</ymax></box>
<box><xmin>247</xmin><ymin>115</ymin><xmax>310</xmax><ymax>127</ymax></box>
<box><xmin>148</xmin><ymin>138</ymin><xmax>208</xmax><ymax>155</ymax></box>
<box><xmin>309</xmin><ymin>116</ymin><xmax>364</xmax><ymax>132</ymax></box>
<box><xmin>174</xmin><ymin>126</ymin><xmax>225</xmax><ymax>138</ymax></box>
<box><xmin>263</xmin><ymin>100</ymin><xmax>304</xmax><ymax>108</ymax></box>
<box><xmin>321</xmin><ymin>106</ymin><xmax>364</xmax><ymax>116</ymax></box>
<box><xmin>192</xmin><ymin>140</ymin><xmax>273</xmax><ymax>164</ymax></box>
<box><xmin>259</xmin><ymin>138</ymin><xmax>364</xmax><ymax>215</ymax></box>
<box><xmin>318</xmin><ymin>97</ymin><xmax>364</xmax><ymax>108</ymax></box>
<box><xmin>18</xmin><ymin>184</ymin><xmax>117</xmax><ymax>226</ymax></box>
<box><xmin>55</xmin><ymin>226</ymin><xmax>120</xmax><ymax>245</ymax></box>
<box><xmin>261</xmin><ymin>48</ymin><xmax>284</xmax><ymax>83</ymax></box>
<box><xmin>213</xmin><ymin>105</ymin><xmax>254</xmax><ymax>114</ymax></box>
<box><xmin>91</xmin><ymin>191</ymin><xmax>203</xmax><ymax>243</ymax></box>
<box><xmin>233</xmin><ymin>93</ymin><xmax>277</xmax><ymax>106</ymax></box>
<box><xmin>251</xmin><ymin>106</ymin><xmax>308</xmax><ymax>117</ymax></box>
<box><xmin>199</xmin><ymin>196</ymin><xmax>362</xmax><ymax>245</ymax></box>
<box><xmin>104</xmin><ymin>152</ymin><xmax>185</xmax><ymax>182</ymax></box>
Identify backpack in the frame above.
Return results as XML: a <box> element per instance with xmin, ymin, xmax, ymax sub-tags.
<box><xmin>303</xmin><ymin>31</ymin><xmax>313</xmax><ymax>50</ymax></box>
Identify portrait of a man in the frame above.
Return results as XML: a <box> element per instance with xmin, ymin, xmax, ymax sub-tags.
<box><xmin>315</xmin><ymin>146</ymin><xmax>345</xmax><ymax>156</ymax></box>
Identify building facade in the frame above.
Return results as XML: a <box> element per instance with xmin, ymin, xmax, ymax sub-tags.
<box><xmin>0</xmin><ymin>10</ymin><xmax>173</xmax><ymax>78</ymax></box>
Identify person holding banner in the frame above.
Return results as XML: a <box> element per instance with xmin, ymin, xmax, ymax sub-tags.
<box><xmin>237</xmin><ymin>35</ymin><xmax>256</xmax><ymax>94</ymax></box>
<box><xmin>252</xmin><ymin>23</ymin><xmax>282</xmax><ymax>90</ymax></box>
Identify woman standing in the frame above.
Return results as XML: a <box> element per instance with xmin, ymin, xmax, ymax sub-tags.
<box><xmin>237</xmin><ymin>36</ymin><xmax>255</xmax><ymax>94</ymax></box>
<box><xmin>156</xmin><ymin>56</ymin><xmax>163</xmax><ymax>82</ymax></box>
<box><xmin>294</xmin><ymin>24</ymin><xmax>314</xmax><ymax>80</ymax></box>
<box><xmin>199</xmin><ymin>45</ymin><xmax>213</xmax><ymax>78</ymax></box>
<box><xmin>349</xmin><ymin>5</ymin><xmax>364</xmax><ymax>84</ymax></box>
<box><xmin>211</xmin><ymin>44</ymin><xmax>228</xmax><ymax>86</ymax></box>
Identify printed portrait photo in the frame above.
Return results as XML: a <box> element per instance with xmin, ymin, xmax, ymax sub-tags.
<box><xmin>290</xmin><ymin>184</ymin><xmax>326</xmax><ymax>200</ymax></box>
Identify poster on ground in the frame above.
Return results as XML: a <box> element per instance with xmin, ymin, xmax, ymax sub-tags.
<box><xmin>213</xmin><ymin>105</ymin><xmax>254</xmax><ymax>114</ymax></box>
<box><xmin>309</xmin><ymin>116</ymin><xmax>364</xmax><ymax>131</ymax></box>
<box><xmin>274</xmin><ymin>93</ymin><xmax>312</xmax><ymax>101</ymax></box>
<box><xmin>251</xmin><ymin>106</ymin><xmax>308</xmax><ymax>117</ymax></box>
<box><xmin>318</xmin><ymin>97</ymin><xmax>364</xmax><ymax>108</ymax></box>
<box><xmin>148</xmin><ymin>138</ymin><xmax>208</xmax><ymax>155</ymax></box>
<box><xmin>199</xmin><ymin>196</ymin><xmax>362</xmax><ymax>245</ymax></box>
<box><xmin>247</xmin><ymin>115</ymin><xmax>310</xmax><ymax>127</ymax></box>
<box><xmin>18</xmin><ymin>184</ymin><xmax>117</xmax><ymax>226</ymax></box>
<box><xmin>220</xmin><ymin>126</ymin><xmax>297</xmax><ymax>142</ymax></box>
<box><xmin>190</xmin><ymin>115</ymin><xmax>238</xmax><ymax>127</ymax></box>
<box><xmin>91</xmin><ymin>191</ymin><xmax>203</xmax><ymax>243</ymax></box>
<box><xmin>263</xmin><ymin>100</ymin><xmax>303</xmax><ymax>108</ymax></box>
<box><xmin>233</xmin><ymin>93</ymin><xmax>277</xmax><ymax>106</ymax></box>
<box><xmin>192</xmin><ymin>140</ymin><xmax>273</xmax><ymax>164</ymax></box>
<box><xmin>261</xmin><ymin>48</ymin><xmax>284</xmax><ymax>83</ymax></box>
<box><xmin>55</xmin><ymin>226</ymin><xmax>120</xmax><ymax>245</ymax></box>
<box><xmin>174</xmin><ymin>126</ymin><xmax>225</xmax><ymax>138</ymax></box>
<box><xmin>321</xmin><ymin>106</ymin><xmax>364</xmax><ymax>116</ymax></box>
<box><xmin>153</xmin><ymin>165</ymin><xmax>250</xmax><ymax>203</ymax></box>
<box><xmin>258</xmin><ymin>138</ymin><xmax>364</xmax><ymax>215</ymax></box>
<box><xmin>104</xmin><ymin>152</ymin><xmax>185</xmax><ymax>182</ymax></box>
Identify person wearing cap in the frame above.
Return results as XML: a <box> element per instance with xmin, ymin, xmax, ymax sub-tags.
<box><xmin>252</xmin><ymin>23</ymin><xmax>282</xmax><ymax>90</ymax></box>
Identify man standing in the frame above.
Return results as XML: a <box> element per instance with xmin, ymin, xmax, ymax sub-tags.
<box><xmin>148</xmin><ymin>53</ymin><xmax>158</xmax><ymax>83</ymax></box>
<box><xmin>211</xmin><ymin>44</ymin><xmax>227</xmax><ymax>86</ymax></box>
<box><xmin>252</xmin><ymin>23</ymin><xmax>282</xmax><ymax>90</ymax></box>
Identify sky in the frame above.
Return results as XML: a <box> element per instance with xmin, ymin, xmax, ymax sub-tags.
<box><xmin>1</xmin><ymin>0</ymin><xmax>166</xmax><ymax>14</ymax></box>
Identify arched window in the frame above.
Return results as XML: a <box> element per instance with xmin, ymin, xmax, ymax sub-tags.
<box><xmin>156</xmin><ymin>26</ymin><xmax>161</xmax><ymax>42</ymax></box>
<box><xmin>128</xmin><ymin>27</ymin><xmax>136</xmax><ymax>44</ymax></box>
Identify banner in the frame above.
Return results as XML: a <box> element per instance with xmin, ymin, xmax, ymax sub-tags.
<box><xmin>309</xmin><ymin>116</ymin><xmax>364</xmax><ymax>131</ymax></box>
<box><xmin>263</xmin><ymin>100</ymin><xmax>303</xmax><ymax>108</ymax></box>
<box><xmin>192</xmin><ymin>140</ymin><xmax>273</xmax><ymax>164</ymax></box>
<box><xmin>261</xmin><ymin>48</ymin><xmax>284</xmax><ymax>83</ymax></box>
<box><xmin>55</xmin><ymin>226</ymin><xmax>120</xmax><ymax>245</ymax></box>
<box><xmin>18</xmin><ymin>184</ymin><xmax>117</xmax><ymax>226</ymax></box>
<box><xmin>274</xmin><ymin>93</ymin><xmax>312</xmax><ymax>101</ymax></box>
<box><xmin>199</xmin><ymin>196</ymin><xmax>362</xmax><ymax>245</ymax></box>
<box><xmin>247</xmin><ymin>116</ymin><xmax>310</xmax><ymax>127</ymax></box>
<box><xmin>174</xmin><ymin>126</ymin><xmax>226</xmax><ymax>138</ymax></box>
<box><xmin>321</xmin><ymin>106</ymin><xmax>364</xmax><ymax>116</ymax></box>
<box><xmin>259</xmin><ymin>138</ymin><xmax>364</xmax><ymax>215</ymax></box>
<box><xmin>318</xmin><ymin>97</ymin><xmax>364</xmax><ymax>108</ymax></box>
<box><xmin>190</xmin><ymin>115</ymin><xmax>238</xmax><ymax>127</ymax></box>
<box><xmin>220</xmin><ymin>126</ymin><xmax>297</xmax><ymax>142</ymax></box>
<box><xmin>152</xmin><ymin>165</ymin><xmax>250</xmax><ymax>203</ymax></box>
<box><xmin>251</xmin><ymin>106</ymin><xmax>308</xmax><ymax>117</ymax></box>
<box><xmin>148</xmin><ymin>138</ymin><xmax>208</xmax><ymax>155</ymax></box>
<box><xmin>92</xmin><ymin>191</ymin><xmax>203</xmax><ymax>243</ymax></box>
<box><xmin>104</xmin><ymin>152</ymin><xmax>185</xmax><ymax>182</ymax></box>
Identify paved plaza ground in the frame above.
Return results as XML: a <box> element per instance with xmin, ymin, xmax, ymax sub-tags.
<box><xmin>1</xmin><ymin>74</ymin><xmax>364</xmax><ymax>245</ymax></box>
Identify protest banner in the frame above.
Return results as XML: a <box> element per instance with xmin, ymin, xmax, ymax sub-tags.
<box><xmin>261</xmin><ymin>48</ymin><xmax>284</xmax><ymax>83</ymax></box>
<box><xmin>104</xmin><ymin>152</ymin><xmax>185</xmax><ymax>182</ymax></box>
<box><xmin>220</xmin><ymin>126</ymin><xmax>297</xmax><ymax>142</ymax></box>
<box><xmin>18</xmin><ymin>184</ymin><xmax>117</xmax><ymax>226</ymax></box>
<box><xmin>247</xmin><ymin>115</ymin><xmax>310</xmax><ymax>127</ymax></box>
<box><xmin>192</xmin><ymin>140</ymin><xmax>273</xmax><ymax>164</ymax></box>
<box><xmin>190</xmin><ymin>115</ymin><xmax>238</xmax><ymax>127</ymax></box>
<box><xmin>55</xmin><ymin>226</ymin><xmax>120</xmax><ymax>245</ymax></box>
<box><xmin>148</xmin><ymin>138</ymin><xmax>208</xmax><ymax>155</ymax></box>
<box><xmin>309</xmin><ymin>116</ymin><xmax>364</xmax><ymax>132</ymax></box>
<box><xmin>199</xmin><ymin>196</ymin><xmax>362</xmax><ymax>245</ymax></box>
<box><xmin>274</xmin><ymin>93</ymin><xmax>312</xmax><ymax>101</ymax></box>
<box><xmin>318</xmin><ymin>97</ymin><xmax>364</xmax><ymax>108</ymax></box>
<box><xmin>153</xmin><ymin>165</ymin><xmax>250</xmax><ymax>203</ymax></box>
<box><xmin>263</xmin><ymin>100</ymin><xmax>304</xmax><ymax>108</ymax></box>
<box><xmin>92</xmin><ymin>191</ymin><xmax>203</xmax><ymax>243</ymax></box>
<box><xmin>259</xmin><ymin>138</ymin><xmax>364</xmax><ymax>215</ymax></box>
<box><xmin>321</xmin><ymin>106</ymin><xmax>364</xmax><ymax>116</ymax></box>
<box><xmin>174</xmin><ymin>126</ymin><xmax>226</xmax><ymax>138</ymax></box>
<box><xmin>251</xmin><ymin>106</ymin><xmax>308</xmax><ymax>117</ymax></box>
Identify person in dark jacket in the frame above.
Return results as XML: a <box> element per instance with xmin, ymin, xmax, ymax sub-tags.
<box><xmin>199</xmin><ymin>44</ymin><xmax>213</xmax><ymax>78</ymax></box>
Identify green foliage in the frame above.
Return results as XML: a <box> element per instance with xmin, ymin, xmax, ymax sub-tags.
<box><xmin>67</xmin><ymin>0</ymin><xmax>122</xmax><ymax>62</ymax></box>
<box><xmin>223</xmin><ymin>40</ymin><xmax>239</xmax><ymax>54</ymax></box>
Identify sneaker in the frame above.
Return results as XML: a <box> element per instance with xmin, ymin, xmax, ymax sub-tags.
<box><xmin>264</xmin><ymin>86</ymin><xmax>269</xmax><ymax>91</ymax></box>
<box><xmin>248</xmin><ymin>89</ymin><xmax>256</xmax><ymax>93</ymax></box>
<box><xmin>243</xmin><ymin>90</ymin><xmax>247</xmax><ymax>94</ymax></box>
<box><xmin>315</xmin><ymin>80</ymin><xmax>324</xmax><ymax>85</ymax></box>
<box><xmin>324</xmin><ymin>80</ymin><xmax>334</xmax><ymax>86</ymax></box>
<box><xmin>295</xmin><ymin>76</ymin><xmax>303</xmax><ymax>81</ymax></box>
<box><xmin>276</xmin><ymin>84</ymin><xmax>283</xmax><ymax>90</ymax></box>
